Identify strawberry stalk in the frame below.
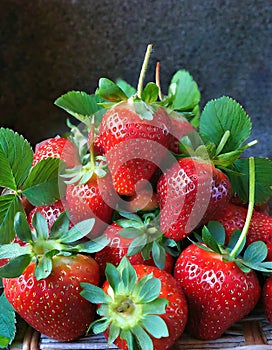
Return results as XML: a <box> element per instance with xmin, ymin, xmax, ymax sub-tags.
<box><xmin>229</xmin><ymin>156</ymin><xmax>255</xmax><ymax>258</ymax></box>
<box><xmin>137</xmin><ymin>44</ymin><xmax>153</xmax><ymax>98</ymax></box>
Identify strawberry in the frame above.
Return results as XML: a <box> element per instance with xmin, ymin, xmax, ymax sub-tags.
<box><xmin>0</xmin><ymin>211</ymin><xmax>109</xmax><ymax>341</ymax></box>
<box><xmin>174</xmin><ymin>229</ymin><xmax>261</xmax><ymax>340</ymax></box>
<box><xmin>81</xmin><ymin>257</ymin><xmax>188</xmax><ymax>350</ymax></box>
<box><xmin>32</xmin><ymin>136</ymin><xmax>79</xmax><ymax>168</ymax></box>
<box><xmin>216</xmin><ymin>202</ymin><xmax>272</xmax><ymax>260</ymax></box>
<box><xmin>94</xmin><ymin>214</ymin><xmax>175</xmax><ymax>276</ymax></box>
<box><xmin>262</xmin><ymin>275</ymin><xmax>272</xmax><ymax>324</ymax></box>
<box><xmin>98</xmin><ymin>102</ymin><xmax>173</xmax><ymax>196</ymax></box>
<box><xmin>27</xmin><ymin>199</ymin><xmax>71</xmax><ymax>231</ymax></box>
<box><xmin>157</xmin><ymin>157</ymin><xmax>232</xmax><ymax>241</ymax></box>
<box><xmin>120</xmin><ymin>188</ymin><xmax>158</xmax><ymax>213</ymax></box>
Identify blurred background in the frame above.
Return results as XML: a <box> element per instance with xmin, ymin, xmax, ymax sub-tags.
<box><xmin>1</xmin><ymin>0</ymin><xmax>271</xmax><ymax>157</ymax></box>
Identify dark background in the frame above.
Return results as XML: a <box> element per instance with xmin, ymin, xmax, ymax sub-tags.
<box><xmin>1</xmin><ymin>0</ymin><xmax>271</xmax><ymax>157</ymax></box>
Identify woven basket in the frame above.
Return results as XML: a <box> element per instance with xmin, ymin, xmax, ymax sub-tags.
<box><xmin>15</xmin><ymin>307</ymin><xmax>272</xmax><ymax>350</ymax></box>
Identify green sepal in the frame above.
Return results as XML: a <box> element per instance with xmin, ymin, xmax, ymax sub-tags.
<box><xmin>202</xmin><ymin>225</ymin><xmax>222</xmax><ymax>254</ymax></box>
<box><xmin>0</xmin><ymin>254</ymin><xmax>32</xmax><ymax>278</ymax></box>
<box><xmin>34</xmin><ymin>252</ymin><xmax>54</xmax><ymax>280</ymax></box>
<box><xmin>243</xmin><ymin>241</ymin><xmax>268</xmax><ymax>263</ymax></box>
<box><xmin>96</xmin><ymin>78</ymin><xmax>128</xmax><ymax>102</ymax></box>
<box><xmin>119</xmin><ymin>256</ymin><xmax>138</xmax><ymax>291</ymax></box>
<box><xmin>0</xmin><ymin>243</ymin><xmax>31</xmax><ymax>260</ymax></box>
<box><xmin>105</xmin><ymin>263</ymin><xmax>121</xmax><ymax>293</ymax></box>
<box><xmin>108</xmin><ymin>322</ymin><xmax>121</xmax><ymax>345</ymax></box>
<box><xmin>207</xmin><ymin>221</ymin><xmax>226</xmax><ymax>246</ymax></box>
<box><xmin>80</xmin><ymin>282</ymin><xmax>111</xmax><ymax>304</ymax></box>
<box><xmin>0</xmin><ymin>128</ymin><xmax>33</xmax><ymax>191</ymax></box>
<box><xmin>14</xmin><ymin>211</ymin><xmax>33</xmax><ymax>243</ymax></box>
<box><xmin>75</xmin><ymin>235</ymin><xmax>110</xmax><ymax>254</ymax></box>
<box><xmin>116</xmin><ymin>79</ymin><xmax>136</xmax><ymax>98</ymax></box>
<box><xmin>22</xmin><ymin>158</ymin><xmax>61</xmax><ymax>206</ymax></box>
<box><xmin>132</xmin><ymin>325</ymin><xmax>153</xmax><ymax>350</ymax></box>
<box><xmin>141</xmin><ymin>298</ymin><xmax>168</xmax><ymax>315</ymax></box>
<box><xmin>141</xmin><ymin>82</ymin><xmax>159</xmax><ymax>103</ymax></box>
<box><xmin>151</xmin><ymin>241</ymin><xmax>166</xmax><ymax>270</ymax></box>
<box><xmin>137</xmin><ymin>278</ymin><xmax>161</xmax><ymax>303</ymax></box>
<box><xmin>141</xmin><ymin>315</ymin><xmax>169</xmax><ymax>339</ymax></box>
<box><xmin>134</xmin><ymin>101</ymin><xmax>155</xmax><ymax>121</ymax></box>
<box><xmin>0</xmin><ymin>293</ymin><xmax>16</xmax><ymax>347</ymax></box>
<box><xmin>0</xmin><ymin>195</ymin><xmax>24</xmax><ymax>244</ymax></box>
<box><xmin>31</xmin><ymin>212</ymin><xmax>49</xmax><ymax>240</ymax></box>
<box><xmin>227</xmin><ymin>230</ymin><xmax>246</xmax><ymax>256</ymax></box>
<box><xmin>127</xmin><ymin>235</ymin><xmax>147</xmax><ymax>256</ymax></box>
<box><xmin>49</xmin><ymin>211</ymin><xmax>70</xmax><ymax>240</ymax></box>
<box><xmin>59</xmin><ymin>218</ymin><xmax>95</xmax><ymax>243</ymax></box>
<box><xmin>120</xmin><ymin>329</ymin><xmax>135</xmax><ymax>349</ymax></box>
<box><xmin>54</xmin><ymin>91</ymin><xmax>102</xmax><ymax>127</ymax></box>
<box><xmin>119</xmin><ymin>227</ymin><xmax>142</xmax><ymax>239</ymax></box>
<box><xmin>91</xmin><ymin>317</ymin><xmax>111</xmax><ymax>335</ymax></box>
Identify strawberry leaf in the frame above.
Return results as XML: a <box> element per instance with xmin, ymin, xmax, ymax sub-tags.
<box><xmin>228</xmin><ymin>157</ymin><xmax>272</xmax><ymax>204</ymax></box>
<box><xmin>96</xmin><ymin>78</ymin><xmax>128</xmax><ymax>102</ymax></box>
<box><xmin>0</xmin><ymin>293</ymin><xmax>16</xmax><ymax>348</ymax></box>
<box><xmin>0</xmin><ymin>195</ymin><xmax>24</xmax><ymax>244</ymax></box>
<box><xmin>22</xmin><ymin>158</ymin><xmax>61</xmax><ymax>206</ymax></box>
<box><xmin>116</xmin><ymin>79</ymin><xmax>136</xmax><ymax>98</ymax></box>
<box><xmin>202</xmin><ymin>226</ymin><xmax>221</xmax><ymax>254</ymax></box>
<box><xmin>199</xmin><ymin>96</ymin><xmax>252</xmax><ymax>154</ymax></box>
<box><xmin>207</xmin><ymin>221</ymin><xmax>226</xmax><ymax>245</ymax></box>
<box><xmin>167</xmin><ymin>70</ymin><xmax>201</xmax><ymax>112</ymax></box>
<box><xmin>132</xmin><ymin>325</ymin><xmax>153</xmax><ymax>350</ymax></box>
<box><xmin>141</xmin><ymin>82</ymin><xmax>159</xmax><ymax>103</ymax></box>
<box><xmin>54</xmin><ymin>91</ymin><xmax>102</xmax><ymax>126</ymax></box>
<box><xmin>80</xmin><ymin>282</ymin><xmax>111</xmax><ymax>304</ymax></box>
<box><xmin>0</xmin><ymin>254</ymin><xmax>32</xmax><ymax>278</ymax></box>
<box><xmin>59</xmin><ymin>218</ymin><xmax>95</xmax><ymax>243</ymax></box>
<box><xmin>35</xmin><ymin>254</ymin><xmax>53</xmax><ymax>280</ymax></box>
<box><xmin>138</xmin><ymin>278</ymin><xmax>161</xmax><ymax>303</ymax></box>
<box><xmin>0</xmin><ymin>128</ymin><xmax>33</xmax><ymax>190</ymax></box>
<box><xmin>227</xmin><ymin>230</ymin><xmax>246</xmax><ymax>256</ymax></box>
<box><xmin>108</xmin><ymin>322</ymin><xmax>120</xmax><ymax>345</ymax></box>
<box><xmin>142</xmin><ymin>315</ymin><xmax>169</xmax><ymax>338</ymax></box>
<box><xmin>105</xmin><ymin>263</ymin><xmax>121</xmax><ymax>293</ymax></box>
<box><xmin>141</xmin><ymin>298</ymin><xmax>168</xmax><ymax>315</ymax></box>
<box><xmin>14</xmin><ymin>212</ymin><xmax>33</xmax><ymax>243</ymax></box>
<box><xmin>243</xmin><ymin>241</ymin><xmax>268</xmax><ymax>263</ymax></box>
<box><xmin>151</xmin><ymin>241</ymin><xmax>166</xmax><ymax>270</ymax></box>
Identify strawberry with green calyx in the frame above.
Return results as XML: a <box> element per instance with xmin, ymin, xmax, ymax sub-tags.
<box><xmin>80</xmin><ymin>256</ymin><xmax>188</xmax><ymax>350</ymax></box>
<box><xmin>0</xmin><ymin>211</ymin><xmax>109</xmax><ymax>342</ymax></box>
<box><xmin>94</xmin><ymin>211</ymin><xmax>178</xmax><ymax>275</ymax></box>
<box><xmin>0</xmin><ymin>128</ymin><xmax>62</xmax><ymax>244</ymax></box>
<box><xmin>62</xmin><ymin>119</ymin><xmax>117</xmax><ymax>237</ymax></box>
<box><xmin>174</xmin><ymin>157</ymin><xmax>272</xmax><ymax>340</ymax></box>
<box><xmin>157</xmin><ymin>156</ymin><xmax>232</xmax><ymax>241</ymax></box>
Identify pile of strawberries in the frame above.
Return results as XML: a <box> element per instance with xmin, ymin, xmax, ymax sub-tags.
<box><xmin>0</xmin><ymin>45</ymin><xmax>272</xmax><ymax>349</ymax></box>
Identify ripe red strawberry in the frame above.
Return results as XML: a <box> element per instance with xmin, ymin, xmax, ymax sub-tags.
<box><xmin>65</xmin><ymin>173</ymin><xmax>116</xmax><ymax>238</ymax></box>
<box><xmin>3</xmin><ymin>254</ymin><xmax>100</xmax><ymax>341</ymax></box>
<box><xmin>157</xmin><ymin>157</ymin><xmax>231</xmax><ymax>241</ymax></box>
<box><xmin>0</xmin><ymin>211</ymin><xmax>107</xmax><ymax>342</ymax></box>
<box><xmin>120</xmin><ymin>188</ymin><xmax>158</xmax><ymax>213</ymax></box>
<box><xmin>262</xmin><ymin>275</ymin><xmax>272</xmax><ymax>324</ymax></box>
<box><xmin>216</xmin><ymin>202</ymin><xmax>272</xmax><ymax>260</ymax></box>
<box><xmin>27</xmin><ymin>199</ymin><xmax>71</xmax><ymax>231</ymax></box>
<box><xmin>174</xmin><ymin>243</ymin><xmax>261</xmax><ymax>340</ymax></box>
<box><xmin>94</xmin><ymin>221</ymin><xmax>174</xmax><ymax>276</ymax></box>
<box><xmin>97</xmin><ymin>102</ymin><xmax>172</xmax><ymax>195</ymax></box>
<box><xmin>81</xmin><ymin>257</ymin><xmax>188</xmax><ymax>350</ymax></box>
<box><xmin>32</xmin><ymin>136</ymin><xmax>79</xmax><ymax>167</ymax></box>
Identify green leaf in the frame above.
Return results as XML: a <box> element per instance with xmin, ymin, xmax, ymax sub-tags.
<box><xmin>80</xmin><ymin>283</ymin><xmax>111</xmax><ymax>304</ymax></box>
<box><xmin>151</xmin><ymin>241</ymin><xmax>166</xmax><ymax>270</ymax></box>
<box><xmin>54</xmin><ymin>91</ymin><xmax>102</xmax><ymax>126</ymax></box>
<box><xmin>0</xmin><ymin>243</ymin><xmax>30</xmax><ymax>260</ymax></box>
<box><xmin>120</xmin><ymin>329</ymin><xmax>134</xmax><ymax>349</ymax></box>
<box><xmin>60</xmin><ymin>218</ymin><xmax>95</xmax><ymax>243</ymax></box>
<box><xmin>105</xmin><ymin>263</ymin><xmax>121</xmax><ymax>293</ymax></box>
<box><xmin>168</xmin><ymin>70</ymin><xmax>200</xmax><ymax>111</ymax></box>
<box><xmin>96</xmin><ymin>78</ymin><xmax>128</xmax><ymax>102</ymax></box>
<box><xmin>22</xmin><ymin>158</ymin><xmax>61</xmax><ymax>206</ymax></box>
<box><xmin>119</xmin><ymin>227</ymin><xmax>142</xmax><ymax>239</ymax></box>
<box><xmin>0</xmin><ymin>195</ymin><xmax>24</xmax><ymax>244</ymax></box>
<box><xmin>108</xmin><ymin>322</ymin><xmax>120</xmax><ymax>345</ymax></box>
<box><xmin>32</xmin><ymin>212</ymin><xmax>49</xmax><ymax>240</ymax></box>
<box><xmin>119</xmin><ymin>257</ymin><xmax>137</xmax><ymax>291</ymax></box>
<box><xmin>77</xmin><ymin>235</ymin><xmax>110</xmax><ymax>254</ymax></box>
<box><xmin>207</xmin><ymin>221</ymin><xmax>226</xmax><ymax>245</ymax></box>
<box><xmin>127</xmin><ymin>235</ymin><xmax>147</xmax><ymax>256</ymax></box>
<box><xmin>132</xmin><ymin>325</ymin><xmax>153</xmax><ymax>350</ymax></box>
<box><xmin>202</xmin><ymin>226</ymin><xmax>221</xmax><ymax>254</ymax></box>
<box><xmin>199</xmin><ymin>96</ymin><xmax>252</xmax><ymax>154</ymax></box>
<box><xmin>243</xmin><ymin>241</ymin><xmax>268</xmax><ymax>263</ymax></box>
<box><xmin>116</xmin><ymin>79</ymin><xmax>136</xmax><ymax>98</ymax></box>
<box><xmin>134</xmin><ymin>101</ymin><xmax>154</xmax><ymax>120</ymax></box>
<box><xmin>0</xmin><ymin>254</ymin><xmax>32</xmax><ymax>278</ymax></box>
<box><xmin>35</xmin><ymin>254</ymin><xmax>53</xmax><ymax>280</ymax></box>
<box><xmin>138</xmin><ymin>278</ymin><xmax>161</xmax><ymax>303</ymax></box>
<box><xmin>228</xmin><ymin>158</ymin><xmax>272</xmax><ymax>204</ymax></box>
<box><xmin>14</xmin><ymin>211</ymin><xmax>33</xmax><ymax>242</ymax></box>
<box><xmin>142</xmin><ymin>315</ymin><xmax>169</xmax><ymax>338</ymax></box>
<box><xmin>227</xmin><ymin>230</ymin><xmax>246</xmax><ymax>256</ymax></box>
<box><xmin>142</xmin><ymin>298</ymin><xmax>168</xmax><ymax>315</ymax></box>
<box><xmin>141</xmin><ymin>82</ymin><xmax>159</xmax><ymax>103</ymax></box>
<box><xmin>49</xmin><ymin>211</ymin><xmax>70</xmax><ymax>239</ymax></box>
<box><xmin>0</xmin><ymin>128</ymin><xmax>33</xmax><ymax>190</ymax></box>
<box><xmin>0</xmin><ymin>293</ymin><xmax>16</xmax><ymax>347</ymax></box>
<box><xmin>91</xmin><ymin>318</ymin><xmax>111</xmax><ymax>335</ymax></box>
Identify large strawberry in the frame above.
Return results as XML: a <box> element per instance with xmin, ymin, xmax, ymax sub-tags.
<box><xmin>173</xmin><ymin>223</ymin><xmax>264</xmax><ymax>340</ymax></box>
<box><xmin>216</xmin><ymin>202</ymin><xmax>272</xmax><ymax>260</ymax></box>
<box><xmin>94</xmin><ymin>212</ymin><xmax>177</xmax><ymax>276</ymax></box>
<box><xmin>262</xmin><ymin>275</ymin><xmax>272</xmax><ymax>324</ymax></box>
<box><xmin>0</xmin><ymin>211</ymin><xmax>109</xmax><ymax>341</ymax></box>
<box><xmin>157</xmin><ymin>157</ymin><xmax>231</xmax><ymax>241</ymax></box>
<box><xmin>81</xmin><ymin>256</ymin><xmax>188</xmax><ymax>350</ymax></box>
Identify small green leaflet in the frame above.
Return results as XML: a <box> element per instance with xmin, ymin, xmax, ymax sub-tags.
<box><xmin>0</xmin><ymin>128</ymin><xmax>33</xmax><ymax>190</ymax></box>
<box><xmin>116</xmin><ymin>78</ymin><xmax>136</xmax><ymax>98</ymax></box>
<box><xmin>0</xmin><ymin>195</ymin><xmax>24</xmax><ymax>243</ymax></box>
<box><xmin>96</xmin><ymin>78</ymin><xmax>128</xmax><ymax>102</ymax></box>
<box><xmin>141</xmin><ymin>82</ymin><xmax>159</xmax><ymax>103</ymax></box>
<box><xmin>228</xmin><ymin>157</ymin><xmax>272</xmax><ymax>203</ymax></box>
<box><xmin>54</xmin><ymin>91</ymin><xmax>102</xmax><ymax>127</ymax></box>
<box><xmin>0</xmin><ymin>293</ymin><xmax>16</xmax><ymax>348</ymax></box>
<box><xmin>168</xmin><ymin>69</ymin><xmax>201</xmax><ymax>112</ymax></box>
<box><xmin>199</xmin><ymin>96</ymin><xmax>252</xmax><ymax>154</ymax></box>
<box><xmin>22</xmin><ymin>158</ymin><xmax>61</xmax><ymax>206</ymax></box>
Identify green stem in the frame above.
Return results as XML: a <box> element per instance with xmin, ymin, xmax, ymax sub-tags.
<box><xmin>229</xmin><ymin>157</ymin><xmax>255</xmax><ymax>258</ymax></box>
<box><xmin>137</xmin><ymin>44</ymin><xmax>153</xmax><ymax>98</ymax></box>
<box><xmin>215</xmin><ymin>130</ymin><xmax>230</xmax><ymax>156</ymax></box>
<box><xmin>89</xmin><ymin>115</ymin><xmax>95</xmax><ymax>166</ymax></box>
